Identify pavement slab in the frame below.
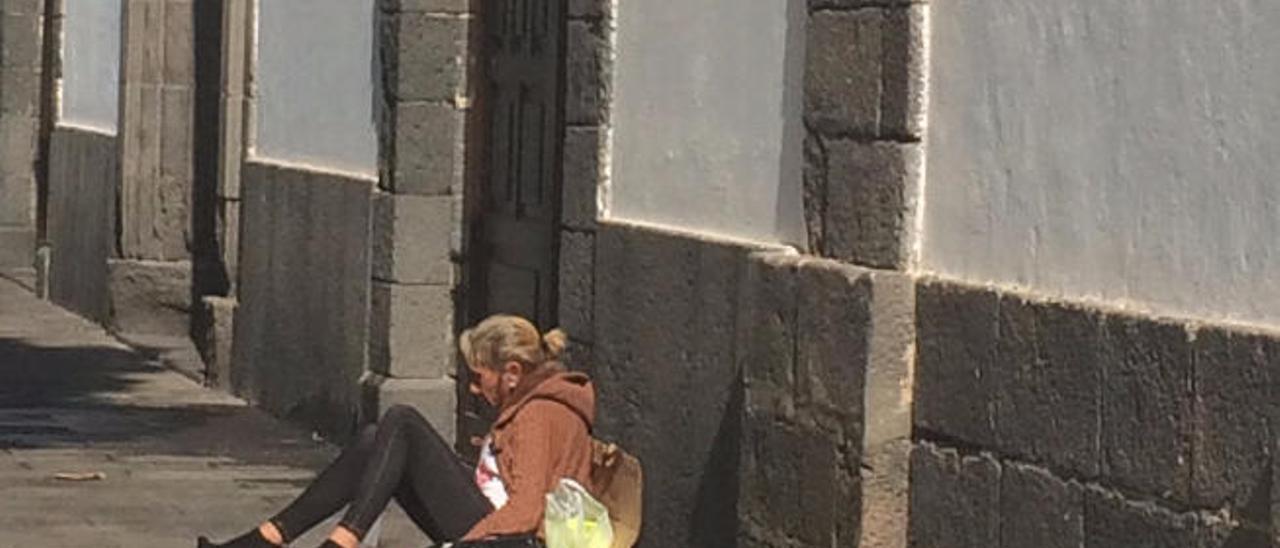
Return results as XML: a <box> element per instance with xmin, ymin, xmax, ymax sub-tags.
<box><xmin>0</xmin><ymin>279</ymin><xmax>429</xmax><ymax>547</ymax></box>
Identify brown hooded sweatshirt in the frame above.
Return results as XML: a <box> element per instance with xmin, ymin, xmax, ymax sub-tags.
<box><xmin>463</xmin><ymin>370</ymin><xmax>597</xmax><ymax>541</ymax></box>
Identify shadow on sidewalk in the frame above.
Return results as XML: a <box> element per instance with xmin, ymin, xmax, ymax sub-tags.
<box><xmin>0</xmin><ymin>337</ymin><xmax>334</xmax><ymax>470</ymax></box>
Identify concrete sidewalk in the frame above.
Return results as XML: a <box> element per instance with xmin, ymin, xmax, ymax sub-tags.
<box><xmin>0</xmin><ymin>279</ymin><xmax>428</xmax><ymax>547</ymax></box>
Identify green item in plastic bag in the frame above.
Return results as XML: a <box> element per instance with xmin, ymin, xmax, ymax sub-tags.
<box><xmin>544</xmin><ymin>478</ymin><xmax>613</xmax><ymax>548</ymax></box>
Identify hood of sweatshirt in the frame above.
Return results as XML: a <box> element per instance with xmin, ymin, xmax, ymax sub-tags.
<box><xmin>494</xmin><ymin>370</ymin><xmax>596</xmax><ymax>430</ymax></box>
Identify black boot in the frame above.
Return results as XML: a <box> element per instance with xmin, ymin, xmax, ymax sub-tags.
<box><xmin>196</xmin><ymin>530</ymin><xmax>279</xmax><ymax>548</ymax></box>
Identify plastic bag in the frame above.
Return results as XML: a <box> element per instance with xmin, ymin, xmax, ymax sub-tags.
<box><xmin>543</xmin><ymin>478</ymin><xmax>613</xmax><ymax>548</ymax></box>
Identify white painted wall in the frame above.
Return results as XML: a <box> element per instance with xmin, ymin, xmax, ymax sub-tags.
<box><xmin>924</xmin><ymin>0</ymin><xmax>1280</xmax><ymax>326</ymax></box>
<box><xmin>608</xmin><ymin>0</ymin><xmax>806</xmax><ymax>246</ymax></box>
<box><xmin>62</xmin><ymin>0</ymin><xmax>122</xmax><ymax>133</ymax></box>
<box><xmin>254</xmin><ymin>0</ymin><xmax>378</xmax><ymax>175</ymax></box>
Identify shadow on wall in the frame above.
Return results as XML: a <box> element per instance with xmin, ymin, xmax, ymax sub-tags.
<box><xmin>191</xmin><ymin>0</ymin><xmax>230</xmax><ymax>301</ymax></box>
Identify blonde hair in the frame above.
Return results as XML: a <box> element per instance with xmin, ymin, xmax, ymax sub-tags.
<box><xmin>459</xmin><ymin>314</ymin><xmax>567</xmax><ymax>373</ymax></box>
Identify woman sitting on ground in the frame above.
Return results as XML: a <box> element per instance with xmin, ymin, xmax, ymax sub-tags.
<box><xmin>199</xmin><ymin>315</ymin><xmax>597</xmax><ymax>548</ymax></box>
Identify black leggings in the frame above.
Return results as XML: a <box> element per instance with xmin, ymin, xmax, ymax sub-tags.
<box><xmin>269</xmin><ymin>405</ymin><xmax>493</xmax><ymax>543</ymax></box>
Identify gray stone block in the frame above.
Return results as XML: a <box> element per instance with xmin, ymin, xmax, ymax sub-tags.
<box><xmin>233</xmin><ymin>163</ymin><xmax>372</xmax><ymax>440</ymax></box>
<box><xmin>823</xmin><ymin>140</ymin><xmax>921</xmax><ymax>270</ymax></box>
<box><xmin>1083</xmin><ymin>487</ymin><xmax>1205</xmax><ymax>548</ymax></box>
<box><xmin>0</xmin><ymin>12</ymin><xmax>41</xmax><ymax>69</ymax></box>
<box><xmin>0</xmin><ymin>226</ymin><xmax>32</xmax><ymax>268</ymax></box>
<box><xmin>805</xmin><ymin>9</ymin><xmax>883</xmax><ymax>137</ymax></box>
<box><xmin>809</xmin><ymin>0</ymin><xmax>916</xmax><ymax>8</ymax></box>
<box><xmin>361</xmin><ymin>374</ymin><xmax>457</xmax><ymax>444</ymax></box>
<box><xmin>561</xmin><ymin>126</ymin><xmax>602</xmax><ymax>230</ymax></box>
<box><xmin>160</xmin><ymin>87</ymin><xmax>193</xmax><ymax>180</ymax></box>
<box><xmin>865</xmin><ymin>270</ymin><xmax>915</xmax><ymax>447</ymax></box>
<box><xmin>0</xmin><ymin>114</ymin><xmax>37</xmax><ymax>176</ymax></box>
<box><xmin>372</xmin><ymin>192</ymin><xmax>456</xmax><ymax>285</ymax></box>
<box><xmin>196</xmin><ymin>295</ymin><xmax>237</xmax><ymax>391</ymax></box>
<box><xmin>914</xmin><ymin>281</ymin><xmax>998</xmax><ymax>447</ymax></box>
<box><xmin>1190</xmin><ymin>328</ymin><xmax>1270</xmax><ymax>515</ymax></box>
<box><xmin>797</xmin><ymin>258</ymin><xmax>871</xmax><ymax>423</ymax></box>
<box><xmin>860</xmin><ymin>439</ymin><xmax>911</xmax><ymax>548</ymax></box>
<box><xmin>0</xmin><ymin>173</ymin><xmax>33</xmax><ymax>225</ymax></box>
<box><xmin>392</xmin><ymin>101</ymin><xmax>465</xmax><ymax>195</ymax></box>
<box><xmin>908</xmin><ymin>442</ymin><xmax>1000</xmax><ymax>548</ymax></box>
<box><xmin>386</xmin><ymin>0</ymin><xmax>471</xmax><ymax>14</ymax></box>
<box><xmin>592</xmin><ymin>222</ymin><xmax>758</xmax><ymax>548</ymax></box>
<box><xmin>569</xmin><ymin>0</ymin><xmax>607</xmax><ymax>19</ymax></box>
<box><xmin>565</xmin><ymin>20</ymin><xmax>608</xmax><ymax>127</ymax></box>
<box><xmin>107</xmin><ymin>259</ymin><xmax>193</xmax><ymax>338</ymax></box>
<box><xmin>880</xmin><ymin>5</ymin><xmax>928</xmax><ymax>139</ymax></box>
<box><xmin>2</xmin><ymin>0</ymin><xmax>43</xmax><ymax>17</ymax></box>
<box><xmin>217</xmin><ymin>199</ymin><xmax>240</xmax><ymax>291</ymax></box>
<box><xmin>995</xmin><ymin>297</ymin><xmax>1102</xmax><ymax>478</ymax></box>
<box><xmin>394</xmin><ymin>12</ymin><xmax>469</xmax><ymax>103</ymax></box>
<box><xmin>162</xmin><ymin>0</ymin><xmax>193</xmax><ymax>84</ymax></box>
<box><xmin>1</xmin><ymin>67</ymin><xmax>40</xmax><ymax>115</ymax></box>
<box><xmin>1101</xmin><ymin>314</ymin><xmax>1193</xmax><ymax>504</ymax></box>
<box><xmin>1000</xmin><ymin>463</ymin><xmax>1084</xmax><ymax>548</ymax></box>
<box><xmin>741</xmin><ymin>409</ymin><xmax>845</xmax><ymax>548</ymax></box>
<box><xmin>369</xmin><ymin>282</ymin><xmax>454</xmax><ymax>380</ymax></box>
<box><xmin>47</xmin><ymin>128</ymin><xmax>118</xmax><ymax>323</ymax></box>
<box><xmin>737</xmin><ymin>251</ymin><xmax>801</xmax><ymax>393</ymax></box>
<box><xmin>557</xmin><ymin>230</ymin><xmax>594</xmax><ymax>343</ymax></box>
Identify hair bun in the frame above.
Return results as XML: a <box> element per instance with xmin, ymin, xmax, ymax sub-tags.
<box><xmin>542</xmin><ymin>328</ymin><xmax>568</xmax><ymax>360</ymax></box>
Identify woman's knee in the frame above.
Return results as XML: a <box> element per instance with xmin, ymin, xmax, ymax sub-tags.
<box><xmin>380</xmin><ymin>404</ymin><xmax>425</xmax><ymax>430</ymax></box>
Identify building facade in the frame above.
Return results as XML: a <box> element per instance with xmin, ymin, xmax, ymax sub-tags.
<box><xmin>0</xmin><ymin>1</ymin><xmax>1277</xmax><ymax>547</ymax></box>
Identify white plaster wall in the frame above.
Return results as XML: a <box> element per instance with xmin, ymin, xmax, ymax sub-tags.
<box><xmin>254</xmin><ymin>0</ymin><xmax>378</xmax><ymax>175</ymax></box>
<box><xmin>608</xmin><ymin>0</ymin><xmax>806</xmax><ymax>247</ymax></box>
<box><xmin>61</xmin><ymin>0</ymin><xmax>122</xmax><ymax>133</ymax></box>
<box><xmin>923</xmin><ymin>0</ymin><xmax>1280</xmax><ymax>326</ymax></box>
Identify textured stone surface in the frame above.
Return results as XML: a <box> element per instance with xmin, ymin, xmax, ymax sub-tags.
<box><xmin>797</xmin><ymin>258</ymin><xmax>870</xmax><ymax>421</ymax></box>
<box><xmin>107</xmin><ymin>259</ymin><xmax>193</xmax><ymax>338</ymax></box>
<box><xmin>47</xmin><ymin>128</ymin><xmax>118</xmax><ymax>323</ymax></box>
<box><xmin>196</xmin><ymin>295</ymin><xmax>237</xmax><ymax>391</ymax></box>
<box><xmin>995</xmin><ymin>297</ymin><xmax>1102</xmax><ymax>477</ymax></box>
<box><xmin>741</xmin><ymin>409</ymin><xmax>846</xmax><ymax>548</ymax></box>
<box><xmin>914</xmin><ymin>281</ymin><xmax>998</xmax><ymax>447</ymax></box>
<box><xmin>388</xmin><ymin>0</ymin><xmax>471</xmax><ymax>13</ymax></box>
<box><xmin>368</xmin><ymin>282</ymin><xmax>454</xmax><ymax>380</ymax></box>
<box><xmin>823</xmin><ymin>140</ymin><xmax>921</xmax><ymax>269</ymax></box>
<box><xmin>805</xmin><ymin>9</ymin><xmax>883</xmax><ymax>137</ymax></box>
<box><xmin>557</xmin><ymin>230</ymin><xmax>594</xmax><ymax>343</ymax></box>
<box><xmin>860</xmin><ymin>439</ymin><xmax>911</xmax><ymax>548</ymax></box>
<box><xmin>372</xmin><ymin>192</ymin><xmax>456</xmax><ymax>285</ymax></box>
<box><xmin>561</xmin><ymin>126</ymin><xmax>602</xmax><ymax>230</ymax></box>
<box><xmin>360</xmin><ymin>375</ymin><xmax>458</xmax><ymax>446</ymax></box>
<box><xmin>593</xmin><ymin>222</ymin><xmax>759</xmax><ymax>548</ymax></box>
<box><xmin>233</xmin><ymin>163</ymin><xmax>373</xmax><ymax>441</ymax></box>
<box><xmin>394</xmin><ymin>12</ymin><xmax>469</xmax><ymax>103</ymax></box>
<box><xmin>1190</xmin><ymin>328</ymin><xmax>1271</xmax><ymax>515</ymax></box>
<box><xmin>879</xmin><ymin>5</ymin><xmax>928</xmax><ymax>139</ymax></box>
<box><xmin>0</xmin><ymin>225</ymin><xmax>32</xmax><ymax>269</ymax></box>
<box><xmin>568</xmin><ymin>0</ymin><xmax>607</xmax><ymax>19</ymax></box>
<box><xmin>1101</xmin><ymin>315</ymin><xmax>1193</xmax><ymax>504</ymax></box>
<box><xmin>1083</xmin><ymin>487</ymin><xmax>1206</xmax><ymax>548</ymax></box>
<box><xmin>865</xmin><ymin>270</ymin><xmax>914</xmax><ymax>447</ymax></box>
<box><xmin>908</xmin><ymin>443</ymin><xmax>1000</xmax><ymax>548</ymax></box>
<box><xmin>391</xmin><ymin>101</ymin><xmax>465</xmax><ymax>195</ymax></box>
<box><xmin>565</xmin><ymin>20</ymin><xmax>607</xmax><ymax>127</ymax></box>
<box><xmin>1000</xmin><ymin>463</ymin><xmax>1084</xmax><ymax>548</ymax></box>
<box><xmin>738</xmin><ymin>251</ymin><xmax>801</xmax><ymax>394</ymax></box>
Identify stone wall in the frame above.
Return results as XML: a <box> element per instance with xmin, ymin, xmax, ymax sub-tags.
<box><xmin>45</xmin><ymin>127</ymin><xmax>117</xmax><ymax>322</ymax></box>
<box><xmin>364</xmin><ymin>0</ymin><xmax>475</xmax><ymax>446</ymax></box>
<box><xmin>557</xmin><ymin>0</ymin><xmax>925</xmax><ymax>546</ymax></box>
<box><xmin>0</xmin><ymin>0</ymin><xmax>44</xmax><ymax>270</ymax></box>
<box><xmin>911</xmin><ymin>278</ymin><xmax>1275</xmax><ymax>547</ymax></box>
<box><xmin>231</xmin><ymin>162</ymin><xmax>373</xmax><ymax>440</ymax></box>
